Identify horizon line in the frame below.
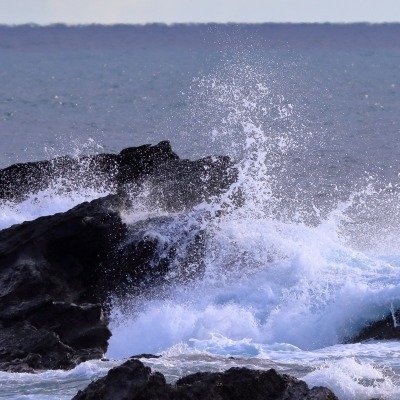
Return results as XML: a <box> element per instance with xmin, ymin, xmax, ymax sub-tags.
<box><xmin>1</xmin><ymin>21</ymin><xmax>400</xmax><ymax>28</ymax></box>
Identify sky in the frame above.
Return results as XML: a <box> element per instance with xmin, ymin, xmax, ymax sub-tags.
<box><xmin>0</xmin><ymin>0</ymin><xmax>399</xmax><ymax>25</ymax></box>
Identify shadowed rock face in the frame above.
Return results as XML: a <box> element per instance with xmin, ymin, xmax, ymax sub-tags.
<box><xmin>0</xmin><ymin>142</ymin><xmax>237</xmax><ymax>372</ymax></box>
<box><xmin>0</xmin><ymin>194</ymin><xmax>127</xmax><ymax>371</ymax></box>
<box><xmin>348</xmin><ymin>310</ymin><xmax>400</xmax><ymax>343</ymax></box>
<box><xmin>72</xmin><ymin>359</ymin><xmax>339</xmax><ymax>400</ymax></box>
<box><xmin>0</xmin><ymin>141</ymin><xmax>236</xmax><ymax>211</ymax></box>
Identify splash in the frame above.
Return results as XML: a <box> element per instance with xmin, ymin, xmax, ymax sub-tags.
<box><xmin>0</xmin><ymin>185</ymin><xmax>111</xmax><ymax>231</ymax></box>
<box><xmin>0</xmin><ymin>137</ymin><xmax>114</xmax><ymax>230</ymax></box>
<box><xmin>185</xmin><ymin>59</ymin><xmax>312</xmax><ymax>222</ymax></box>
<box><xmin>108</xmin><ymin>59</ymin><xmax>400</xmax><ymax>364</ymax></box>
<box><xmin>2</xmin><ymin>56</ymin><xmax>397</xmax><ymax>399</ymax></box>
<box><xmin>304</xmin><ymin>358</ymin><xmax>399</xmax><ymax>400</ymax></box>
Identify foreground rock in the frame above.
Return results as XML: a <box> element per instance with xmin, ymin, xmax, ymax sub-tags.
<box><xmin>0</xmin><ymin>142</ymin><xmax>236</xmax><ymax>372</ymax></box>
<box><xmin>0</xmin><ymin>194</ymin><xmax>127</xmax><ymax>371</ymax></box>
<box><xmin>73</xmin><ymin>359</ymin><xmax>338</xmax><ymax>400</ymax></box>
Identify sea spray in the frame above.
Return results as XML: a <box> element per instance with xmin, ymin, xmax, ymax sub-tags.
<box><xmin>106</xmin><ymin>60</ymin><xmax>400</xmax><ymax>399</ymax></box>
<box><xmin>303</xmin><ymin>358</ymin><xmax>397</xmax><ymax>400</ymax></box>
<box><xmin>0</xmin><ymin>184</ymin><xmax>112</xmax><ymax>231</ymax></box>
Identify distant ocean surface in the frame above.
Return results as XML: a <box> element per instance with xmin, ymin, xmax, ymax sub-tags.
<box><xmin>1</xmin><ymin>23</ymin><xmax>400</xmax><ymax>399</ymax></box>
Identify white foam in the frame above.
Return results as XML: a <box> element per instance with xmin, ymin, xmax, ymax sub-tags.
<box><xmin>0</xmin><ymin>360</ymin><xmax>117</xmax><ymax>400</ymax></box>
<box><xmin>0</xmin><ymin>185</ymin><xmax>110</xmax><ymax>231</ymax></box>
<box><xmin>304</xmin><ymin>358</ymin><xmax>399</xmax><ymax>400</ymax></box>
<box><xmin>108</xmin><ymin>211</ymin><xmax>400</xmax><ymax>356</ymax></box>
<box><xmin>107</xmin><ymin>61</ymin><xmax>400</xmax><ymax>400</ymax></box>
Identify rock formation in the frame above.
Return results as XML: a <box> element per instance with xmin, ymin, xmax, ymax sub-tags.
<box><xmin>72</xmin><ymin>359</ymin><xmax>338</xmax><ymax>400</ymax></box>
<box><xmin>0</xmin><ymin>141</ymin><xmax>236</xmax><ymax>211</ymax></box>
<box><xmin>0</xmin><ymin>194</ymin><xmax>126</xmax><ymax>371</ymax></box>
<box><xmin>348</xmin><ymin>310</ymin><xmax>400</xmax><ymax>343</ymax></box>
<box><xmin>0</xmin><ymin>142</ymin><xmax>236</xmax><ymax>371</ymax></box>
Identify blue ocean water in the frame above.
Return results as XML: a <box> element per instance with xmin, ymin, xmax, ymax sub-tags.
<box><xmin>1</xmin><ymin>24</ymin><xmax>400</xmax><ymax>399</ymax></box>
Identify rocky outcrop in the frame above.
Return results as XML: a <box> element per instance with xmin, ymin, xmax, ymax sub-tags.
<box><xmin>0</xmin><ymin>194</ymin><xmax>127</xmax><ymax>371</ymax></box>
<box><xmin>348</xmin><ymin>310</ymin><xmax>400</xmax><ymax>343</ymax></box>
<box><xmin>0</xmin><ymin>142</ymin><xmax>236</xmax><ymax>372</ymax></box>
<box><xmin>0</xmin><ymin>191</ymin><xmax>188</xmax><ymax>372</ymax></box>
<box><xmin>0</xmin><ymin>141</ymin><xmax>236</xmax><ymax>211</ymax></box>
<box><xmin>72</xmin><ymin>359</ymin><xmax>338</xmax><ymax>400</ymax></box>
<box><xmin>0</xmin><ymin>142</ymin><xmax>178</xmax><ymax>202</ymax></box>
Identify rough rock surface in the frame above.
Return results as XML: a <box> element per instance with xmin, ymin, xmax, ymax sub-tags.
<box><xmin>0</xmin><ymin>142</ymin><xmax>236</xmax><ymax>371</ymax></box>
<box><xmin>0</xmin><ymin>141</ymin><xmax>236</xmax><ymax>210</ymax></box>
<box><xmin>72</xmin><ymin>359</ymin><xmax>339</xmax><ymax>400</ymax></box>
<box><xmin>0</xmin><ymin>194</ymin><xmax>127</xmax><ymax>371</ymax></box>
<box><xmin>348</xmin><ymin>310</ymin><xmax>400</xmax><ymax>343</ymax></box>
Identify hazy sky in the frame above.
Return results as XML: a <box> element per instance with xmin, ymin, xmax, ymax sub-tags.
<box><xmin>0</xmin><ymin>0</ymin><xmax>399</xmax><ymax>25</ymax></box>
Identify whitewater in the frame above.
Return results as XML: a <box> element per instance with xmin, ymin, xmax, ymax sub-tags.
<box><xmin>1</xmin><ymin>24</ymin><xmax>400</xmax><ymax>400</ymax></box>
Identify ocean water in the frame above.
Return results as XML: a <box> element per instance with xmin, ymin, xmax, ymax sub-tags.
<box><xmin>1</xmin><ymin>24</ymin><xmax>400</xmax><ymax>399</ymax></box>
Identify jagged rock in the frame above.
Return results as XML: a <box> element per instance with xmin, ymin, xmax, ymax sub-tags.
<box><xmin>0</xmin><ymin>195</ymin><xmax>203</xmax><ymax>372</ymax></box>
<box><xmin>0</xmin><ymin>194</ymin><xmax>192</xmax><ymax>372</ymax></box>
<box><xmin>176</xmin><ymin>368</ymin><xmax>338</xmax><ymax>400</ymax></box>
<box><xmin>0</xmin><ymin>141</ymin><xmax>236</xmax><ymax>211</ymax></box>
<box><xmin>0</xmin><ymin>142</ymin><xmax>237</xmax><ymax>371</ymax></box>
<box><xmin>0</xmin><ymin>194</ymin><xmax>129</xmax><ymax>303</ymax></box>
<box><xmin>72</xmin><ymin>359</ymin><xmax>338</xmax><ymax>400</ymax></box>
<box><xmin>72</xmin><ymin>359</ymin><xmax>169</xmax><ymax>400</ymax></box>
<box><xmin>348</xmin><ymin>310</ymin><xmax>400</xmax><ymax>342</ymax></box>
<box><xmin>0</xmin><ymin>194</ymin><xmax>128</xmax><ymax>371</ymax></box>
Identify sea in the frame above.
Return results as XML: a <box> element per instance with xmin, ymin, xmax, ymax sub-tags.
<box><xmin>0</xmin><ymin>23</ymin><xmax>400</xmax><ymax>399</ymax></box>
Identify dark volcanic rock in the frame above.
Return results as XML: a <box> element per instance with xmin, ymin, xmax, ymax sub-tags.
<box><xmin>176</xmin><ymin>368</ymin><xmax>338</xmax><ymax>400</ymax></box>
<box><xmin>348</xmin><ymin>310</ymin><xmax>400</xmax><ymax>343</ymax></box>
<box><xmin>0</xmin><ymin>142</ymin><xmax>237</xmax><ymax>371</ymax></box>
<box><xmin>0</xmin><ymin>194</ymin><xmax>129</xmax><ymax>304</ymax></box>
<box><xmin>0</xmin><ymin>155</ymin><xmax>117</xmax><ymax>203</ymax></box>
<box><xmin>72</xmin><ymin>359</ymin><xmax>338</xmax><ymax>400</ymax></box>
<box><xmin>0</xmin><ymin>192</ymin><xmax>191</xmax><ymax>371</ymax></box>
<box><xmin>72</xmin><ymin>359</ymin><xmax>170</xmax><ymax>400</ymax></box>
<box><xmin>0</xmin><ymin>141</ymin><xmax>236</xmax><ymax>211</ymax></box>
<box><xmin>0</xmin><ymin>194</ymin><xmax>128</xmax><ymax>371</ymax></box>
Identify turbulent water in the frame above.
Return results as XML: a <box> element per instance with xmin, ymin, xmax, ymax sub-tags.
<box><xmin>1</xmin><ymin>24</ymin><xmax>400</xmax><ymax>399</ymax></box>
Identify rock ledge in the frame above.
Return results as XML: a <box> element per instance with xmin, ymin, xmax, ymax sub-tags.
<box><xmin>73</xmin><ymin>359</ymin><xmax>338</xmax><ymax>400</ymax></box>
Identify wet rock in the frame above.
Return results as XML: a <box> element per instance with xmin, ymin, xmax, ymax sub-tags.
<box><xmin>0</xmin><ymin>141</ymin><xmax>236</xmax><ymax>211</ymax></box>
<box><xmin>0</xmin><ymin>194</ymin><xmax>127</xmax><ymax>371</ymax></box>
<box><xmin>72</xmin><ymin>359</ymin><xmax>338</xmax><ymax>400</ymax></box>
<box><xmin>0</xmin><ymin>321</ymin><xmax>74</xmax><ymax>372</ymax></box>
<box><xmin>175</xmin><ymin>368</ymin><xmax>338</xmax><ymax>400</ymax></box>
<box><xmin>348</xmin><ymin>310</ymin><xmax>400</xmax><ymax>342</ymax></box>
<box><xmin>72</xmin><ymin>359</ymin><xmax>170</xmax><ymax>400</ymax></box>
<box><xmin>0</xmin><ymin>193</ymin><xmax>182</xmax><ymax>371</ymax></box>
<box><xmin>0</xmin><ymin>142</ymin><xmax>237</xmax><ymax>371</ymax></box>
